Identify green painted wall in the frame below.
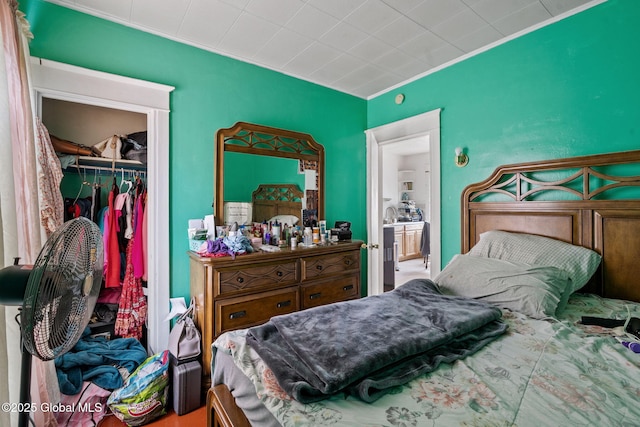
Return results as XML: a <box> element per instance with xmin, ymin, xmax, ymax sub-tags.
<box><xmin>21</xmin><ymin>0</ymin><xmax>367</xmax><ymax>300</ymax></box>
<box><xmin>368</xmin><ymin>0</ymin><xmax>640</xmax><ymax>267</ymax></box>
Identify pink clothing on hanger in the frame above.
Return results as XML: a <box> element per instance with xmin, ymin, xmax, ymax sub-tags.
<box><xmin>104</xmin><ymin>188</ymin><xmax>121</xmax><ymax>288</ymax></box>
<box><xmin>132</xmin><ymin>192</ymin><xmax>145</xmax><ymax>279</ymax></box>
<box><xmin>142</xmin><ymin>192</ymin><xmax>148</xmax><ymax>281</ymax></box>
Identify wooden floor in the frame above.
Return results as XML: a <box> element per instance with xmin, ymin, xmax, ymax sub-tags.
<box><xmin>98</xmin><ymin>405</ymin><xmax>206</xmax><ymax>427</ymax></box>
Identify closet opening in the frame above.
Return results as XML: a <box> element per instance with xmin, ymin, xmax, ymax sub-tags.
<box><xmin>31</xmin><ymin>57</ymin><xmax>174</xmax><ymax>354</ymax></box>
<box><xmin>41</xmin><ymin>98</ymin><xmax>150</xmax><ymax>346</ymax></box>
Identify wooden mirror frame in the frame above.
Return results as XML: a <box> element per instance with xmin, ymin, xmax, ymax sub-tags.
<box><xmin>214</xmin><ymin>122</ymin><xmax>325</xmax><ymax>223</ymax></box>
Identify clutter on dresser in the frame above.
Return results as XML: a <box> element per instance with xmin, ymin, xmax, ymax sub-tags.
<box><xmin>331</xmin><ymin>221</ymin><xmax>353</xmax><ymax>241</ymax></box>
<box><xmin>188</xmin><ymin>212</ymin><xmax>355</xmax><ymax>259</ymax></box>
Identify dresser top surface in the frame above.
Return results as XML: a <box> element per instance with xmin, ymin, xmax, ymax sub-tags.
<box><xmin>188</xmin><ymin>239</ymin><xmax>363</xmax><ymax>266</ymax></box>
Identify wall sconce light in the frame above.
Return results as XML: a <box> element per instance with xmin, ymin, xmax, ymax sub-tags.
<box><xmin>455</xmin><ymin>147</ymin><xmax>469</xmax><ymax>167</ymax></box>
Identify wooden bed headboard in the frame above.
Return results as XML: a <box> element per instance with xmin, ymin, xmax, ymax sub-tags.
<box><xmin>251</xmin><ymin>184</ymin><xmax>303</xmax><ymax>223</ymax></box>
<box><xmin>462</xmin><ymin>150</ymin><xmax>640</xmax><ymax>302</ymax></box>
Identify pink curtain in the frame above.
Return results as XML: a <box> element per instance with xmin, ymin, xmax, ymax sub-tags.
<box><xmin>1</xmin><ymin>0</ymin><xmax>41</xmax><ymax>262</ymax></box>
<box><xmin>1</xmin><ymin>2</ymin><xmax>58</xmax><ymax>426</ymax></box>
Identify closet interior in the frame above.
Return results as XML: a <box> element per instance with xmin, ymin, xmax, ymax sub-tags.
<box><xmin>41</xmin><ymin>97</ymin><xmax>149</xmax><ymax>346</ymax></box>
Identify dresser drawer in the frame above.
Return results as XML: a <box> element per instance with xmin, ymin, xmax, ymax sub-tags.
<box><xmin>301</xmin><ymin>275</ymin><xmax>359</xmax><ymax>309</ymax></box>
<box><xmin>215</xmin><ymin>287</ymin><xmax>299</xmax><ymax>336</ymax></box>
<box><xmin>301</xmin><ymin>250</ymin><xmax>359</xmax><ymax>281</ymax></box>
<box><xmin>216</xmin><ymin>260</ymin><xmax>298</xmax><ymax>296</ymax></box>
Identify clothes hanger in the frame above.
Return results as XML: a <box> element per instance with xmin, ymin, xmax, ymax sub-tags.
<box><xmin>120</xmin><ymin>168</ymin><xmax>133</xmax><ymax>194</ymax></box>
<box><xmin>72</xmin><ymin>159</ymin><xmax>88</xmax><ymax>205</ymax></box>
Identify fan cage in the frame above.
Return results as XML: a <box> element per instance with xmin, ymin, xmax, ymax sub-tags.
<box><xmin>21</xmin><ymin>218</ymin><xmax>104</xmax><ymax>360</ymax></box>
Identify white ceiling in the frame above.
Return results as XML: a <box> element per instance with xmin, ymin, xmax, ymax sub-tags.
<box><xmin>45</xmin><ymin>0</ymin><xmax>601</xmax><ymax>99</ymax></box>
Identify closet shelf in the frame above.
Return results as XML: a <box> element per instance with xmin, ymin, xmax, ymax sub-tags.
<box><xmin>74</xmin><ymin>155</ymin><xmax>145</xmax><ymax>172</ymax></box>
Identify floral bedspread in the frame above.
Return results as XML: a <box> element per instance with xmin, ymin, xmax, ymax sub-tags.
<box><xmin>213</xmin><ymin>294</ymin><xmax>640</xmax><ymax>427</ymax></box>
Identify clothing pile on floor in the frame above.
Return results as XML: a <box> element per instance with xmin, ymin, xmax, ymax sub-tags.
<box><xmin>53</xmin><ymin>328</ymin><xmax>148</xmax><ymax>424</ymax></box>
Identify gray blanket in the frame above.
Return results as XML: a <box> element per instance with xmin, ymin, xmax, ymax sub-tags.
<box><xmin>246</xmin><ymin>279</ymin><xmax>507</xmax><ymax>403</ymax></box>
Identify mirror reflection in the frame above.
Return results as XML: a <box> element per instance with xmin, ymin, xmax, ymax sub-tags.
<box><xmin>214</xmin><ymin>122</ymin><xmax>324</xmax><ymax>226</ymax></box>
<box><xmin>223</xmin><ymin>152</ymin><xmax>304</xmax><ymax>206</ymax></box>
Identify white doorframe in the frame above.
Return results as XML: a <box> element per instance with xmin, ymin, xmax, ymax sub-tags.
<box><xmin>366</xmin><ymin>109</ymin><xmax>441</xmax><ymax>296</ymax></box>
<box><xmin>30</xmin><ymin>58</ymin><xmax>174</xmax><ymax>353</ymax></box>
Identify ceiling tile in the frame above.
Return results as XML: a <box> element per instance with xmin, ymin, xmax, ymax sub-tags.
<box><xmin>218</xmin><ymin>11</ymin><xmax>280</xmax><ymax>59</ymax></box>
<box><xmin>349</xmin><ymin>36</ymin><xmax>395</xmax><ymax>61</ymax></box>
<box><xmin>492</xmin><ymin>1</ymin><xmax>551</xmax><ymax>36</ymax></box>
<box><xmin>305</xmin><ymin>0</ymin><xmax>368</xmax><ymax>20</ymax></box>
<box><xmin>431</xmin><ymin>8</ymin><xmax>488</xmax><ymax>42</ymax></box>
<box><xmin>452</xmin><ymin>24</ymin><xmax>503</xmax><ymax>52</ymax></box>
<box><xmin>467</xmin><ymin>0</ymin><xmax>538</xmax><ymax>23</ymax></box>
<box><xmin>426</xmin><ymin>43</ymin><xmax>465</xmax><ymax>67</ymax></box>
<box><xmin>219</xmin><ymin>0</ymin><xmax>250</xmax><ymax>9</ymax></box>
<box><xmin>353</xmin><ymin>72</ymin><xmax>403</xmax><ymax>96</ymax></box>
<box><xmin>283</xmin><ymin>42</ymin><xmax>342</xmax><ymax>76</ymax></box>
<box><xmin>285</xmin><ymin>4</ymin><xmax>339</xmax><ymax>39</ymax></box>
<box><xmin>379</xmin><ymin>0</ymin><xmax>427</xmax><ymax>15</ymax></box>
<box><xmin>320</xmin><ymin>22</ymin><xmax>369</xmax><ymax>52</ymax></box>
<box><xmin>131</xmin><ymin>0</ymin><xmax>190</xmax><ymax>35</ymax></box>
<box><xmin>178</xmin><ymin>0</ymin><xmax>241</xmax><ymax>48</ymax></box>
<box><xmin>410</xmin><ymin>0</ymin><xmax>467</xmax><ymax>29</ymax></box>
<box><xmin>374</xmin><ymin>15</ymin><xmax>427</xmax><ymax>48</ymax></box>
<box><xmin>398</xmin><ymin>31</ymin><xmax>448</xmax><ymax>64</ymax></box>
<box><xmin>343</xmin><ymin>0</ymin><xmax>403</xmax><ymax>34</ymax></box>
<box><xmin>334</xmin><ymin>63</ymin><xmax>384</xmax><ymax>88</ymax></box>
<box><xmin>540</xmin><ymin>0</ymin><xmax>593</xmax><ymax>16</ymax></box>
<box><xmin>393</xmin><ymin>58</ymin><xmax>431</xmax><ymax>79</ymax></box>
<box><xmin>371</xmin><ymin>48</ymin><xmax>415</xmax><ymax>73</ymax></box>
<box><xmin>310</xmin><ymin>54</ymin><xmax>368</xmax><ymax>84</ymax></box>
<box><xmin>244</xmin><ymin>0</ymin><xmax>305</xmax><ymax>26</ymax></box>
<box><xmin>252</xmin><ymin>28</ymin><xmax>312</xmax><ymax>68</ymax></box>
<box><xmin>73</xmin><ymin>0</ymin><xmax>132</xmax><ymax>20</ymax></box>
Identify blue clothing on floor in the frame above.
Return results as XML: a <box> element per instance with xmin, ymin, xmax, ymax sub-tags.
<box><xmin>55</xmin><ymin>328</ymin><xmax>147</xmax><ymax>395</ymax></box>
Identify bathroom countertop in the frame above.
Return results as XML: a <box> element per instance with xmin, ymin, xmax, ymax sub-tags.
<box><xmin>383</xmin><ymin>220</ymin><xmax>424</xmax><ymax>227</ymax></box>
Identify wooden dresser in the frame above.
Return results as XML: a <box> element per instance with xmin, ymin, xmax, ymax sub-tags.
<box><xmin>189</xmin><ymin>240</ymin><xmax>363</xmax><ymax>388</ymax></box>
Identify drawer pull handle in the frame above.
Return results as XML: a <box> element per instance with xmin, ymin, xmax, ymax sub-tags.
<box><xmin>229</xmin><ymin>310</ymin><xmax>246</xmax><ymax>320</ymax></box>
<box><xmin>237</xmin><ymin>277</ymin><xmax>244</xmax><ymax>283</ymax></box>
<box><xmin>345</xmin><ymin>260</ymin><xmax>351</xmax><ymax>265</ymax></box>
<box><xmin>316</xmin><ymin>265</ymin><xmax>323</xmax><ymax>270</ymax></box>
<box><xmin>277</xmin><ymin>271</ymin><xmax>283</xmax><ymax>277</ymax></box>
<box><xmin>277</xmin><ymin>300</ymin><xmax>291</xmax><ymax>308</ymax></box>
<box><xmin>309</xmin><ymin>292</ymin><xmax>322</xmax><ymax>300</ymax></box>
<box><xmin>343</xmin><ymin>285</ymin><xmax>354</xmax><ymax>291</ymax></box>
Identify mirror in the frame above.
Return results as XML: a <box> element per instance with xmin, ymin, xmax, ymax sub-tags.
<box><xmin>214</xmin><ymin>122</ymin><xmax>325</xmax><ymax>225</ymax></box>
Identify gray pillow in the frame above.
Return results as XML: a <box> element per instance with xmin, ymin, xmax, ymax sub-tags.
<box><xmin>434</xmin><ymin>254</ymin><xmax>571</xmax><ymax>319</ymax></box>
<box><xmin>468</xmin><ymin>230</ymin><xmax>601</xmax><ymax>295</ymax></box>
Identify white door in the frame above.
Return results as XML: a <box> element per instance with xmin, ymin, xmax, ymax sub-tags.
<box><xmin>365</xmin><ymin>109</ymin><xmax>442</xmax><ymax>296</ymax></box>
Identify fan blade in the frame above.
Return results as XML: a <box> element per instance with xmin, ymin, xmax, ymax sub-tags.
<box><xmin>21</xmin><ymin>217</ymin><xmax>104</xmax><ymax>360</ymax></box>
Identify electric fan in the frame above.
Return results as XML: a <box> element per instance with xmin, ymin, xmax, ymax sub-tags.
<box><xmin>0</xmin><ymin>217</ymin><xmax>103</xmax><ymax>427</ymax></box>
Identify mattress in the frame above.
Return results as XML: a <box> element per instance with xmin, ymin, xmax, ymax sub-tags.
<box><xmin>212</xmin><ymin>293</ymin><xmax>640</xmax><ymax>426</ymax></box>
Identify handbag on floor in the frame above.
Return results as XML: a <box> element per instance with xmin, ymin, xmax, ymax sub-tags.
<box><xmin>167</xmin><ymin>298</ymin><xmax>201</xmax><ymax>363</ymax></box>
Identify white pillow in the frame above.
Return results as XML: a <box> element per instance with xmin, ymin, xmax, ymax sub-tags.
<box><xmin>468</xmin><ymin>230</ymin><xmax>601</xmax><ymax>295</ymax></box>
<box><xmin>269</xmin><ymin>215</ymin><xmax>299</xmax><ymax>225</ymax></box>
<box><xmin>434</xmin><ymin>254</ymin><xmax>571</xmax><ymax>318</ymax></box>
